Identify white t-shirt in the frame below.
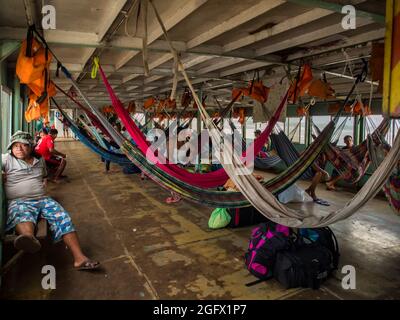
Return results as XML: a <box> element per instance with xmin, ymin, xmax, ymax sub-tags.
<box><xmin>2</xmin><ymin>153</ymin><xmax>47</xmax><ymax>201</ymax></box>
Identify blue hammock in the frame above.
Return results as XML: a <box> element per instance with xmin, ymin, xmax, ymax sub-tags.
<box><xmin>62</xmin><ymin>112</ymin><xmax>133</xmax><ymax>165</ymax></box>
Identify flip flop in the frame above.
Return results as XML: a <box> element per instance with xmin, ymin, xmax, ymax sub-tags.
<box><xmin>166</xmin><ymin>197</ymin><xmax>181</xmax><ymax>204</ymax></box>
<box><xmin>314</xmin><ymin>198</ymin><xmax>330</xmax><ymax>206</ymax></box>
<box><xmin>14</xmin><ymin>235</ymin><xmax>41</xmax><ymax>253</ymax></box>
<box><xmin>75</xmin><ymin>260</ymin><xmax>100</xmax><ymax>271</ymax></box>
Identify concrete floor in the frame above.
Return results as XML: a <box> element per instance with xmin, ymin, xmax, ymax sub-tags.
<box><xmin>1</xmin><ymin>141</ymin><xmax>400</xmax><ymax>300</ymax></box>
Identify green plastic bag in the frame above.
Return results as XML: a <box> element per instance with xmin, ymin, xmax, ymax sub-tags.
<box><xmin>208</xmin><ymin>208</ymin><xmax>231</xmax><ymax>229</ymax></box>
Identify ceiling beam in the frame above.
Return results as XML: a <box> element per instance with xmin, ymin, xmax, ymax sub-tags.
<box><xmin>115</xmin><ymin>0</ymin><xmax>209</xmax><ymax>71</ymax></box>
<box><xmin>222</xmin><ymin>7</ymin><xmax>332</xmax><ymax>52</ymax></box>
<box><xmin>72</xmin><ymin>0</ymin><xmax>128</xmax><ymax>81</ymax></box>
<box><xmin>187</xmin><ymin>0</ymin><xmax>285</xmax><ymax>48</ymax></box>
<box><xmin>284</xmin><ymin>0</ymin><xmax>385</xmax><ymax>24</ymax></box>
<box><xmin>255</xmin><ymin>17</ymin><xmax>374</xmax><ymax>57</ymax></box>
<box><xmin>134</xmin><ymin>0</ymin><xmax>285</xmax><ymax>90</ymax></box>
<box><xmin>286</xmin><ymin>28</ymin><xmax>384</xmax><ymax>62</ymax></box>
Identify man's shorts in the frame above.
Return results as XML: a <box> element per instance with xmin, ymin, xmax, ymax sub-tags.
<box><xmin>45</xmin><ymin>156</ymin><xmax>62</xmax><ymax>168</ymax></box>
<box><xmin>6</xmin><ymin>197</ymin><xmax>75</xmax><ymax>242</ymax></box>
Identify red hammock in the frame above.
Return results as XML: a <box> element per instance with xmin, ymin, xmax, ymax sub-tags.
<box><xmin>97</xmin><ymin>64</ymin><xmax>288</xmax><ymax>188</ymax></box>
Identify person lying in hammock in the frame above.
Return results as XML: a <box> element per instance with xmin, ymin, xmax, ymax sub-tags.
<box><xmin>326</xmin><ymin>135</ymin><xmax>354</xmax><ymax>191</ymax></box>
<box><xmin>254</xmin><ymin>130</ymin><xmax>276</xmax><ymax>159</ymax></box>
<box><xmin>35</xmin><ymin>128</ymin><xmax>67</xmax><ymax>183</ymax></box>
<box><xmin>2</xmin><ymin>131</ymin><xmax>100</xmax><ymax>270</ymax></box>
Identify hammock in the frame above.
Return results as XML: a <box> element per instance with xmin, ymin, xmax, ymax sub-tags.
<box><xmin>368</xmin><ymin>133</ymin><xmax>400</xmax><ymax>215</ymax></box>
<box><xmin>318</xmin><ymin>118</ymin><xmax>390</xmax><ymax>184</ymax></box>
<box><xmin>56</xmin><ymin>105</ymin><xmax>131</xmax><ymax>166</ymax></box>
<box><xmin>254</xmin><ymin>154</ymin><xmax>282</xmax><ymax>170</ymax></box>
<box><xmin>58</xmin><ymin>65</ymin><xmax>335</xmax><ymax>208</ymax></box>
<box><xmin>132</xmin><ymin>0</ymin><xmax>400</xmax><ymax>228</ymax></box>
<box><xmin>270</xmin><ymin>131</ymin><xmax>315</xmax><ymax>180</ymax></box>
<box><xmin>97</xmin><ymin>64</ymin><xmax>287</xmax><ymax>189</ymax></box>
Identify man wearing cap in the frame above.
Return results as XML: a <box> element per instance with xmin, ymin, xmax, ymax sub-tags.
<box><xmin>1</xmin><ymin>131</ymin><xmax>99</xmax><ymax>270</ymax></box>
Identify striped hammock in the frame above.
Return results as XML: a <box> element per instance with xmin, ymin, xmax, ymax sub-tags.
<box><xmin>56</xmin><ymin>66</ymin><xmax>335</xmax><ymax>208</ymax></box>
<box><xmin>323</xmin><ymin>118</ymin><xmax>390</xmax><ymax>184</ymax></box>
<box><xmin>368</xmin><ymin>133</ymin><xmax>400</xmax><ymax>215</ymax></box>
<box><xmin>58</xmin><ymin>107</ymin><xmax>131</xmax><ymax>166</ymax></box>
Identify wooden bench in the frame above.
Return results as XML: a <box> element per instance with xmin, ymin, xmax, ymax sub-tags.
<box><xmin>0</xmin><ymin>218</ymin><xmax>49</xmax><ymax>277</ymax></box>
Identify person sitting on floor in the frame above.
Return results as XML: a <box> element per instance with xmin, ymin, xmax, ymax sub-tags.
<box><xmin>1</xmin><ymin>131</ymin><xmax>99</xmax><ymax>270</ymax></box>
<box><xmin>326</xmin><ymin>135</ymin><xmax>354</xmax><ymax>191</ymax></box>
<box><xmin>35</xmin><ymin>128</ymin><xmax>67</xmax><ymax>183</ymax></box>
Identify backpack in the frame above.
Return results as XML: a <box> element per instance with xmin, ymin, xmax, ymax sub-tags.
<box><xmin>298</xmin><ymin>227</ymin><xmax>340</xmax><ymax>269</ymax></box>
<box><xmin>273</xmin><ymin>241</ymin><xmax>334</xmax><ymax>290</ymax></box>
<box><xmin>273</xmin><ymin>228</ymin><xmax>339</xmax><ymax>290</ymax></box>
<box><xmin>244</xmin><ymin>222</ymin><xmax>291</xmax><ymax>280</ymax></box>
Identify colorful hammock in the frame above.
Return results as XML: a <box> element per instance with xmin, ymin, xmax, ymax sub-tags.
<box><xmin>60</xmin><ymin>65</ymin><xmax>335</xmax><ymax>208</ymax></box>
<box><xmin>254</xmin><ymin>154</ymin><xmax>282</xmax><ymax>170</ymax></box>
<box><xmin>368</xmin><ymin>133</ymin><xmax>400</xmax><ymax>215</ymax></box>
<box><xmin>270</xmin><ymin>131</ymin><xmax>315</xmax><ymax>180</ymax></box>
<box><xmin>97</xmin><ymin>64</ymin><xmax>287</xmax><ymax>189</ymax></box>
<box><xmin>56</xmin><ymin>105</ymin><xmax>131</xmax><ymax>166</ymax></box>
<box><xmin>318</xmin><ymin>118</ymin><xmax>390</xmax><ymax>184</ymax></box>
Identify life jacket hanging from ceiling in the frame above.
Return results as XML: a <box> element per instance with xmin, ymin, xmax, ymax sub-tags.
<box><xmin>232</xmin><ymin>70</ymin><xmax>270</xmax><ymax>104</ymax></box>
<box><xmin>16</xmin><ymin>26</ymin><xmax>56</xmax><ymax>122</ymax></box>
<box><xmin>288</xmin><ymin>64</ymin><xmax>313</xmax><ymax>104</ymax></box>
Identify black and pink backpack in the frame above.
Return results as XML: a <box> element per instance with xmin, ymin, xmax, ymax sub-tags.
<box><xmin>245</xmin><ymin>222</ymin><xmax>291</xmax><ymax>280</ymax></box>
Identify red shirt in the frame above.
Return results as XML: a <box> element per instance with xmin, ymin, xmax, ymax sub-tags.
<box><xmin>35</xmin><ymin>135</ymin><xmax>54</xmax><ymax>160</ymax></box>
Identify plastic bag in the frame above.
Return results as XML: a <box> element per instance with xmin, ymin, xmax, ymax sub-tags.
<box><xmin>277</xmin><ymin>184</ymin><xmax>308</xmax><ymax>204</ymax></box>
<box><xmin>208</xmin><ymin>208</ymin><xmax>231</xmax><ymax>229</ymax></box>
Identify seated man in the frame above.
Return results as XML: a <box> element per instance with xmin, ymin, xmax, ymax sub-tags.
<box><xmin>326</xmin><ymin>135</ymin><xmax>354</xmax><ymax>191</ymax></box>
<box><xmin>2</xmin><ymin>131</ymin><xmax>99</xmax><ymax>270</ymax></box>
<box><xmin>35</xmin><ymin>128</ymin><xmax>67</xmax><ymax>183</ymax></box>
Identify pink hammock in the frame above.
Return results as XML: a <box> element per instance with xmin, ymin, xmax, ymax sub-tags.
<box><xmin>99</xmin><ymin>65</ymin><xmax>288</xmax><ymax>188</ymax></box>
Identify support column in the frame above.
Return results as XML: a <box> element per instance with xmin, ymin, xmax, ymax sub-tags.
<box><xmin>196</xmin><ymin>89</ymin><xmax>202</xmax><ymax>172</ymax></box>
<box><xmin>353</xmin><ymin>115</ymin><xmax>359</xmax><ymax>145</ymax></box>
<box><xmin>305</xmin><ymin>114</ymin><xmax>311</xmax><ymax>147</ymax></box>
<box><xmin>12</xmin><ymin>75</ymin><xmax>21</xmax><ymax>132</ymax></box>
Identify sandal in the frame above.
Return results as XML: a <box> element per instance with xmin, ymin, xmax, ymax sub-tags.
<box><xmin>14</xmin><ymin>235</ymin><xmax>41</xmax><ymax>253</ymax></box>
<box><xmin>74</xmin><ymin>260</ymin><xmax>100</xmax><ymax>271</ymax></box>
<box><xmin>165</xmin><ymin>196</ymin><xmax>181</xmax><ymax>204</ymax></box>
<box><xmin>314</xmin><ymin>198</ymin><xmax>330</xmax><ymax>206</ymax></box>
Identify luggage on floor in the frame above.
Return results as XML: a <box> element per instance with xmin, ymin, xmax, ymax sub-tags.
<box><xmin>273</xmin><ymin>241</ymin><xmax>334</xmax><ymax>290</ymax></box>
<box><xmin>244</xmin><ymin>222</ymin><xmax>291</xmax><ymax>280</ymax></box>
<box><xmin>227</xmin><ymin>206</ymin><xmax>270</xmax><ymax>228</ymax></box>
<box><xmin>244</xmin><ymin>224</ymin><xmax>340</xmax><ymax>289</ymax></box>
<box><xmin>298</xmin><ymin>227</ymin><xmax>340</xmax><ymax>269</ymax></box>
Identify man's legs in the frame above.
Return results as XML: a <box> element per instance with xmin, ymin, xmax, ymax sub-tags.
<box><xmin>53</xmin><ymin>158</ymin><xmax>67</xmax><ymax>181</ymax></box>
<box><xmin>305</xmin><ymin>171</ymin><xmax>322</xmax><ymax>200</ymax></box>
<box><xmin>62</xmin><ymin>231</ymin><xmax>98</xmax><ymax>268</ymax></box>
<box><xmin>40</xmin><ymin>197</ymin><xmax>99</xmax><ymax>269</ymax></box>
<box><xmin>7</xmin><ymin>200</ymin><xmax>42</xmax><ymax>253</ymax></box>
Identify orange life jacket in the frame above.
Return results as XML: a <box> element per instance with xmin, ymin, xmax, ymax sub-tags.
<box><xmin>288</xmin><ymin>64</ymin><xmax>313</xmax><ymax>103</ymax></box>
<box><xmin>232</xmin><ymin>80</ymin><xmax>269</xmax><ymax>104</ymax></box>
<box><xmin>127</xmin><ymin>101</ymin><xmax>136</xmax><ymax>113</ymax></box>
<box><xmin>307</xmin><ymin>79</ymin><xmax>335</xmax><ymax>99</ymax></box>
<box><xmin>144</xmin><ymin>97</ymin><xmax>156</xmax><ymax>109</ymax></box>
